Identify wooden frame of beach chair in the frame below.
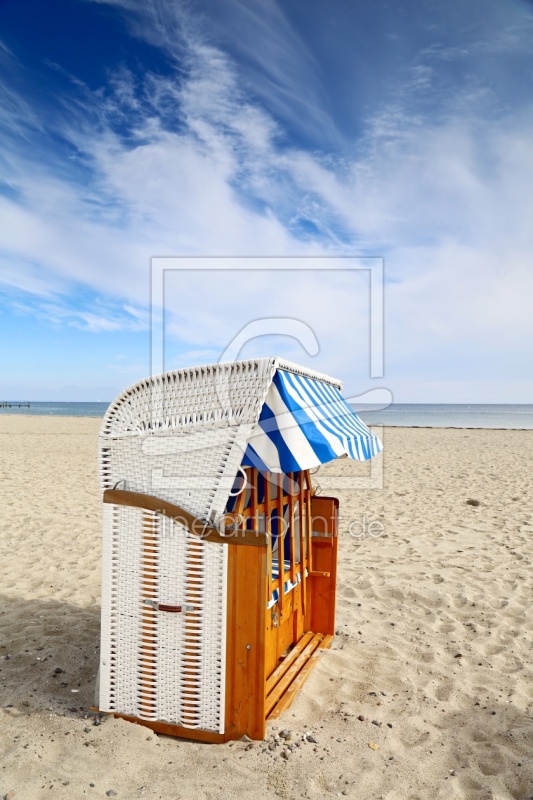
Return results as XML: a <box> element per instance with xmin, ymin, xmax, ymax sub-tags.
<box><xmin>93</xmin><ymin>358</ymin><xmax>380</xmax><ymax>742</ymax></box>
<box><xmin>97</xmin><ymin>470</ymin><xmax>338</xmax><ymax>741</ymax></box>
<box><xmin>224</xmin><ymin>467</ymin><xmax>339</xmax><ymax>739</ymax></box>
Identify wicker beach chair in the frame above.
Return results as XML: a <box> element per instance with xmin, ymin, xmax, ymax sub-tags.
<box><xmin>95</xmin><ymin>358</ymin><xmax>382</xmax><ymax>741</ymax></box>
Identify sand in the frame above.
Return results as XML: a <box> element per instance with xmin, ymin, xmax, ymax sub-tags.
<box><xmin>1</xmin><ymin>416</ymin><xmax>533</xmax><ymax>800</ymax></box>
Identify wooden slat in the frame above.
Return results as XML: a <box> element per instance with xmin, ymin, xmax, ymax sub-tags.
<box><xmin>288</xmin><ymin>473</ymin><xmax>296</xmax><ymax>585</ymax></box>
<box><xmin>265</xmin><ymin>632</ymin><xmax>324</xmax><ymax>716</ymax></box>
<box><xmin>90</xmin><ymin>709</ymin><xmax>226</xmax><ymax>743</ymax></box>
<box><xmin>309</xmin><ymin>496</ymin><xmax>339</xmax><ymax>637</ymax></box>
<box><xmin>298</xmin><ymin>472</ymin><xmax>307</xmax><ymax>616</ymax></box>
<box><xmin>265</xmin><ymin>631</ymin><xmax>314</xmax><ymax>696</ymax></box>
<box><xmin>103</xmin><ymin>488</ymin><xmax>267</xmax><ymax>548</ymax></box>
<box><xmin>233</xmin><ymin>471</ymin><xmax>247</xmax><ymax>517</ymax></box>
<box><xmin>275</xmin><ymin>473</ymin><xmax>284</xmax><ymax>616</ymax></box>
<box><xmin>268</xmin><ymin>634</ymin><xmax>333</xmax><ymax>720</ymax></box>
<box><xmin>280</xmin><ymin>475</ymin><xmax>291</xmax><ymax>585</ymax></box>
<box><xmin>304</xmin><ymin>471</ymin><xmax>313</xmax><ymax>574</ymax></box>
<box><xmin>265</xmin><ymin>472</ymin><xmax>273</xmax><ymax>585</ymax></box>
<box><xmin>264</xmin><ymin>472</ymin><xmax>278</xmax><ymax>680</ymax></box>
<box><xmin>250</xmin><ymin>467</ymin><xmax>258</xmax><ymax>531</ymax></box>
<box><xmin>292</xmin><ymin>586</ymin><xmax>304</xmax><ymax>648</ymax></box>
<box><xmin>224</xmin><ymin>544</ymin><xmax>237</xmax><ymax>735</ymax></box>
<box><xmin>286</xmin><ymin>478</ymin><xmax>301</xmax><ymax>646</ymax></box>
<box><xmin>267</xmin><ymin>477</ymin><xmax>277</xmax><ymax>600</ymax></box>
<box><xmin>224</xmin><ymin>541</ymin><xmax>267</xmax><ymax>740</ymax></box>
<box><xmin>265</xmin><ymin>586</ymin><xmax>296</xmax><ymax>681</ymax></box>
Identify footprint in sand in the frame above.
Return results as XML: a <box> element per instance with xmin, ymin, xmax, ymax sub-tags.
<box><xmin>483</xmin><ymin>644</ymin><xmax>506</xmax><ymax>656</ymax></box>
<box><xmin>477</xmin><ymin>744</ymin><xmax>506</xmax><ymax>776</ymax></box>
<box><xmin>435</xmin><ymin>680</ymin><xmax>454</xmax><ymax>701</ymax></box>
<box><xmin>452</xmin><ymin>594</ymin><xmax>469</xmax><ymax>608</ymax></box>
<box><xmin>439</xmin><ymin>623</ymin><xmax>455</xmax><ymax>634</ymax></box>
<box><xmin>341</xmin><ymin>586</ymin><xmax>358</xmax><ymax>598</ymax></box>
<box><xmin>419</xmin><ymin>650</ymin><xmax>435</xmax><ymax>663</ymax></box>
<box><xmin>503</xmin><ymin>606</ymin><xmax>526</xmax><ymax>622</ymax></box>
<box><xmin>501</xmin><ymin>655</ymin><xmax>523</xmax><ymax>673</ymax></box>
<box><xmin>458</xmin><ymin>775</ymin><xmax>483</xmax><ymax>792</ymax></box>
<box><xmin>398</xmin><ymin>726</ymin><xmax>432</xmax><ymax>749</ymax></box>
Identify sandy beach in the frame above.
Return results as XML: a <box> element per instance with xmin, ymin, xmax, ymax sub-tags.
<box><xmin>1</xmin><ymin>415</ymin><xmax>533</xmax><ymax>800</ymax></box>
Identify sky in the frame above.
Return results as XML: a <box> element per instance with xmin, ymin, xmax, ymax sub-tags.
<box><xmin>1</xmin><ymin>0</ymin><xmax>532</xmax><ymax>402</ymax></box>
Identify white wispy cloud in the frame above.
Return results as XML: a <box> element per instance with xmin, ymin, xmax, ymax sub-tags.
<box><xmin>1</xmin><ymin>0</ymin><xmax>532</xmax><ymax>398</ymax></box>
<box><xmin>6</xmin><ymin>293</ymin><xmax>148</xmax><ymax>333</ymax></box>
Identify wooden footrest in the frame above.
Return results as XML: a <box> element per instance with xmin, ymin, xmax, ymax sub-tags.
<box><xmin>266</xmin><ymin>632</ymin><xmax>333</xmax><ymax>720</ymax></box>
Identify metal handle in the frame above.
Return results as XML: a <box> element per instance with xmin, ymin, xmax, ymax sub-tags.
<box><xmin>143</xmin><ymin>600</ymin><xmax>195</xmax><ymax>613</ymax></box>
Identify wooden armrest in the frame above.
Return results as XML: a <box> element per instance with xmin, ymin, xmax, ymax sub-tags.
<box><xmin>103</xmin><ymin>488</ymin><xmax>267</xmax><ymax>548</ymax></box>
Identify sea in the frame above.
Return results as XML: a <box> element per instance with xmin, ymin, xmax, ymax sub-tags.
<box><xmin>0</xmin><ymin>402</ymin><xmax>110</xmax><ymax>418</ymax></box>
<box><xmin>355</xmin><ymin>403</ymin><xmax>533</xmax><ymax>430</ymax></box>
<box><xmin>1</xmin><ymin>401</ymin><xmax>533</xmax><ymax>429</ymax></box>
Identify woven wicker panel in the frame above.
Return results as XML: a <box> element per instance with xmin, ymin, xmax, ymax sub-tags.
<box><xmin>99</xmin><ymin>506</ymin><xmax>226</xmax><ymax>731</ymax></box>
<box><xmin>101</xmin><ymin>359</ymin><xmax>277</xmax><ymax>438</ymax></box>
<box><xmin>100</xmin><ymin>425</ymin><xmax>253</xmax><ymax>522</ymax></box>
<box><xmin>155</xmin><ymin>515</ymin><xmax>227</xmax><ymax>731</ymax></box>
<box><xmin>99</xmin><ymin>360</ymin><xmax>277</xmax><ymax>522</ymax></box>
<box><xmin>100</xmin><ymin>503</ymin><xmax>144</xmax><ymax>716</ymax></box>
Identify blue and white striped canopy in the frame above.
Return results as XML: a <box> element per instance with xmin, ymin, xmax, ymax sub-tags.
<box><xmin>242</xmin><ymin>369</ymin><xmax>382</xmax><ymax>473</ymax></box>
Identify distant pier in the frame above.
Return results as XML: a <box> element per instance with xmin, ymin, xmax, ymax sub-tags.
<box><xmin>0</xmin><ymin>402</ymin><xmax>31</xmax><ymax>408</ymax></box>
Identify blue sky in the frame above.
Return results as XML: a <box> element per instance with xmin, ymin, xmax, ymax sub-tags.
<box><xmin>1</xmin><ymin>0</ymin><xmax>532</xmax><ymax>402</ymax></box>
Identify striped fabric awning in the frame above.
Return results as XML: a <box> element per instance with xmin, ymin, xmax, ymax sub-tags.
<box><xmin>242</xmin><ymin>368</ymin><xmax>382</xmax><ymax>473</ymax></box>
